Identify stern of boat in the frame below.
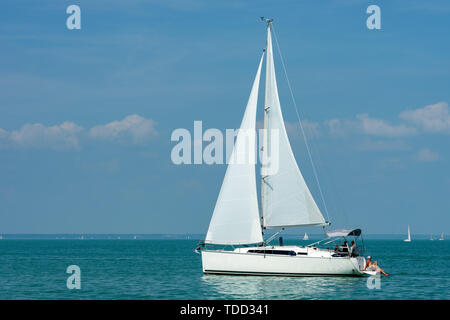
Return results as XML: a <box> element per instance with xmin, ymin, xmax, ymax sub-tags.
<box><xmin>351</xmin><ymin>256</ymin><xmax>367</xmax><ymax>276</ymax></box>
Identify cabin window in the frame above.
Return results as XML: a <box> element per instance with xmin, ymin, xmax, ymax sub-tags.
<box><xmin>248</xmin><ymin>250</ymin><xmax>296</xmax><ymax>256</ymax></box>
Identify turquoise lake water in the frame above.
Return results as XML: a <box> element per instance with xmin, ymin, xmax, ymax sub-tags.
<box><xmin>0</xmin><ymin>239</ymin><xmax>449</xmax><ymax>299</ymax></box>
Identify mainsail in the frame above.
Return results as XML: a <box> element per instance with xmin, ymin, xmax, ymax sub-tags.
<box><xmin>205</xmin><ymin>54</ymin><xmax>265</xmax><ymax>245</ymax></box>
<box><xmin>261</xmin><ymin>24</ymin><xmax>327</xmax><ymax>229</ymax></box>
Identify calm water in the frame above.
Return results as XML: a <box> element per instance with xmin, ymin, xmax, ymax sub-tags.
<box><xmin>0</xmin><ymin>239</ymin><xmax>449</xmax><ymax>299</ymax></box>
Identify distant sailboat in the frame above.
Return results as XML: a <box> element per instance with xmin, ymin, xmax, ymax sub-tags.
<box><xmin>134</xmin><ymin>235</ymin><xmax>137</xmax><ymax>240</ymax></box>
<box><xmin>439</xmin><ymin>233</ymin><xmax>444</xmax><ymax>241</ymax></box>
<box><xmin>0</xmin><ymin>234</ymin><xmax>3</xmax><ymax>240</ymax></box>
<box><xmin>303</xmin><ymin>233</ymin><xmax>309</xmax><ymax>241</ymax></box>
<box><xmin>80</xmin><ymin>235</ymin><xmax>84</xmax><ymax>240</ymax></box>
<box><xmin>404</xmin><ymin>225</ymin><xmax>411</xmax><ymax>242</ymax></box>
<box><xmin>430</xmin><ymin>234</ymin><xmax>434</xmax><ymax>241</ymax></box>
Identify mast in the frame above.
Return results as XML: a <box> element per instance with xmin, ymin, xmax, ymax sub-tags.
<box><xmin>260</xmin><ymin>17</ymin><xmax>273</xmax><ymax>231</ymax></box>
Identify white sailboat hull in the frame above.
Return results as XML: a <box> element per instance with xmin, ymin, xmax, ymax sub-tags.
<box><xmin>201</xmin><ymin>249</ymin><xmax>365</xmax><ymax>277</ymax></box>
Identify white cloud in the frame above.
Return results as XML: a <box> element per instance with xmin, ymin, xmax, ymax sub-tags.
<box><xmin>325</xmin><ymin>118</ymin><xmax>357</xmax><ymax>136</ymax></box>
<box><xmin>232</xmin><ymin>102</ymin><xmax>450</xmax><ymax>143</ymax></box>
<box><xmin>356</xmin><ymin>114</ymin><xmax>417</xmax><ymax>137</ymax></box>
<box><xmin>414</xmin><ymin>148</ymin><xmax>440</xmax><ymax>162</ymax></box>
<box><xmin>324</xmin><ymin>101</ymin><xmax>450</xmax><ymax>138</ymax></box>
<box><xmin>7</xmin><ymin>122</ymin><xmax>83</xmax><ymax>150</ymax></box>
<box><xmin>89</xmin><ymin>114</ymin><xmax>157</xmax><ymax>144</ymax></box>
<box><xmin>325</xmin><ymin>119</ymin><xmax>343</xmax><ymax>136</ymax></box>
<box><xmin>0</xmin><ymin>114</ymin><xmax>157</xmax><ymax>150</ymax></box>
<box><xmin>325</xmin><ymin>114</ymin><xmax>417</xmax><ymax>138</ymax></box>
<box><xmin>399</xmin><ymin>102</ymin><xmax>450</xmax><ymax>133</ymax></box>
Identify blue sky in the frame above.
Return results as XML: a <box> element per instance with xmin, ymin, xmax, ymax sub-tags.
<box><xmin>0</xmin><ymin>0</ymin><xmax>449</xmax><ymax>235</ymax></box>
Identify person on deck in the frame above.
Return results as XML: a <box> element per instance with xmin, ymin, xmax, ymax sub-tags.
<box><xmin>340</xmin><ymin>241</ymin><xmax>349</xmax><ymax>256</ymax></box>
<box><xmin>334</xmin><ymin>244</ymin><xmax>340</xmax><ymax>253</ymax></box>
<box><xmin>350</xmin><ymin>240</ymin><xmax>359</xmax><ymax>257</ymax></box>
<box><xmin>364</xmin><ymin>256</ymin><xmax>389</xmax><ymax>276</ymax></box>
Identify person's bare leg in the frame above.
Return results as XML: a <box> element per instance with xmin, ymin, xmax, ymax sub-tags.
<box><xmin>377</xmin><ymin>267</ymin><xmax>389</xmax><ymax>276</ymax></box>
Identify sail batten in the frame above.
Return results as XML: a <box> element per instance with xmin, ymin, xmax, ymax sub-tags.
<box><xmin>261</xmin><ymin>24</ymin><xmax>326</xmax><ymax>229</ymax></box>
<box><xmin>205</xmin><ymin>53</ymin><xmax>265</xmax><ymax>245</ymax></box>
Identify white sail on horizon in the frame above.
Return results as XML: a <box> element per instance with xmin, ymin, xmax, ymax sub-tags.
<box><xmin>404</xmin><ymin>225</ymin><xmax>411</xmax><ymax>242</ymax></box>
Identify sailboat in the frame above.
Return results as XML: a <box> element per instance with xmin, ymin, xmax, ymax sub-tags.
<box><xmin>197</xmin><ymin>19</ymin><xmax>366</xmax><ymax>277</ymax></box>
<box><xmin>303</xmin><ymin>233</ymin><xmax>309</xmax><ymax>241</ymax></box>
<box><xmin>439</xmin><ymin>233</ymin><xmax>444</xmax><ymax>241</ymax></box>
<box><xmin>430</xmin><ymin>234</ymin><xmax>434</xmax><ymax>241</ymax></box>
<box><xmin>404</xmin><ymin>225</ymin><xmax>411</xmax><ymax>242</ymax></box>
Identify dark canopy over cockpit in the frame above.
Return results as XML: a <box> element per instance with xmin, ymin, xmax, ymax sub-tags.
<box><xmin>326</xmin><ymin>228</ymin><xmax>362</xmax><ymax>238</ymax></box>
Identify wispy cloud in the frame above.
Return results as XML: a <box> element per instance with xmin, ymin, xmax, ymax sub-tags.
<box><xmin>414</xmin><ymin>148</ymin><xmax>440</xmax><ymax>163</ymax></box>
<box><xmin>3</xmin><ymin>122</ymin><xmax>83</xmax><ymax>150</ymax></box>
<box><xmin>307</xmin><ymin>102</ymin><xmax>450</xmax><ymax>158</ymax></box>
<box><xmin>357</xmin><ymin>114</ymin><xmax>417</xmax><ymax>137</ymax></box>
<box><xmin>324</xmin><ymin>114</ymin><xmax>417</xmax><ymax>138</ymax></box>
<box><xmin>325</xmin><ymin>118</ymin><xmax>352</xmax><ymax>137</ymax></box>
<box><xmin>0</xmin><ymin>115</ymin><xmax>157</xmax><ymax>150</ymax></box>
<box><xmin>324</xmin><ymin>101</ymin><xmax>449</xmax><ymax>139</ymax></box>
<box><xmin>399</xmin><ymin>102</ymin><xmax>450</xmax><ymax>134</ymax></box>
<box><xmin>89</xmin><ymin>114</ymin><xmax>158</xmax><ymax>144</ymax></box>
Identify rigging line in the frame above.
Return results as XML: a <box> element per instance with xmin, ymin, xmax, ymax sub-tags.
<box><xmin>271</xmin><ymin>25</ymin><xmax>331</xmax><ymax>224</ymax></box>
